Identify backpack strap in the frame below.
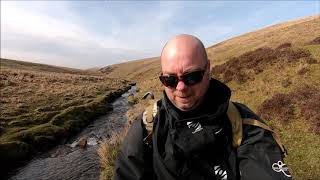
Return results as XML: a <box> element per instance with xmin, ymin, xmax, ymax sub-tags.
<box><xmin>142</xmin><ymin>100</ymin><xmax>158</xmax><ymax>145</ymax></box>
<box><xmin>242</xmin><ymin>118</ymin><xmax>287</xmax><ymax>156</ymax></box>
<box><xmin>226</xmin><ymin>102</ymin><xmax>287</xmax><ymax>156</ymax></box>
<box><xmin>226</xmin><ymin>101</ymin><xmax>243</xmax><ymax>148</ymax></box>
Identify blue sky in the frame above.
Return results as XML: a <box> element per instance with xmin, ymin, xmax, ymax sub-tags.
<box><xmin>1</xmin><ymin>1</ymin><xmax>319</xmax><ymax>69</ymax></box>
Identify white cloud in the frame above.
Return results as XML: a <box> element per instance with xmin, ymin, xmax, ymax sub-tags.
<box><xmin>3</xmin><ymin>5</ymin><xmax>78</xmax><ymax>40</ymax></box>
<box><xmin>1</xmin><ymin>1</ymin><xmax>232</xmax><ymax>68</ymax></box>
<box><xmin>1</xmin><ymin>1</ymin><xmax>152</xmax><ymax>68</ymax></box>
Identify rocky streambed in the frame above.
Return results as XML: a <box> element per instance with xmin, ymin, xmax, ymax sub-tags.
<box><xmin>9</xmin><ymin>86</ymin><xmax>136</xmax><ymax>180</ymax></box>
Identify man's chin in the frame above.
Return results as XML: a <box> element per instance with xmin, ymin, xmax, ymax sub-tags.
<box><xmin>175</xmin><ymin>102</ymin><xmax>195</xmax><ymax>111</ymax></box>
<box><xmin>171</xmin><ymin>96</ymin><xmax>197</xmax><ymax>111</ymax></box>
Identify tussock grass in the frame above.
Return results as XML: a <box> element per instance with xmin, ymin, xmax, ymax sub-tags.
<box><xmin>98</xmin><ymin>126</ymin><xmax>129</xmax><ymax>180</ymax></box>
<box><xmin>99</xmin><ymin>142</ymin><xmax>119</xmax><ymax>180</ymax></box>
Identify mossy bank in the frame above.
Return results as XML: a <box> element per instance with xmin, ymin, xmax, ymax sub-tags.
<box><xmin>0</xmin><ymin>85</ymin><xmax>132</xmax><ymax>177</ymax></box>
<box><xmin>0</xmin><ymin>58</ymin><xmax>134</xmax><ymax>177</ymax></box>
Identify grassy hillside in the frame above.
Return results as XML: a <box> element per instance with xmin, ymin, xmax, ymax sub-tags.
<box><xmin>207</xmin><ymin>15</ymin><xmax>320</xmax><ymax>66</ymax></box>
<box><xmin>0</xmin><ymin>58</ymin><xmax>100</xmax><ymax>75</ymax></box>
<box><xmin>0</xmin><ymin>58</ymin><xmax>132</xmax><ymax>176</ymax></box>
<box><xmin>99</xmin><ymin>15</ymin><xmax>320</xmax><ymax>179</ymax></box>
<box><xmin>100</xmin><ymin>57</ymin><xmax>160</xmax><ymax>79</ymax></box>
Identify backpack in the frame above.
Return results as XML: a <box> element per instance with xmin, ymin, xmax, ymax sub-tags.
<box><xmin>142</xmin><ymin>99</ymin><xmax>287</xmax><ymax>156</ymax></box>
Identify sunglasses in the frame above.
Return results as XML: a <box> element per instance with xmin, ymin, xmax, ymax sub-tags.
<box><xmin>159</xmin><ymin>70</ymin><xmax>206</xmax><ymax>88</ymax></box>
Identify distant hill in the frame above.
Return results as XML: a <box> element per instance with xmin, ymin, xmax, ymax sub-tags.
<box><xmin>0</xmin><ymin>58</ymin><xmax>100</xmax><ymax>76</ymax></box>
<box><xmin>100</xmin><ymin>57</ymin><xmax>160</xmax><ymax>78</ymax></box>
<box><xmin>100</xmin><ymin>15</ymin><xmax>320</xmax><ymax>179</ymax></box>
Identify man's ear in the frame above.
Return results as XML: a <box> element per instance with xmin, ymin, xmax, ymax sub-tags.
<box><xmin>207</xmin><ymin>59</ymin><xmax>211</xmax><ymax>79</ymax></box>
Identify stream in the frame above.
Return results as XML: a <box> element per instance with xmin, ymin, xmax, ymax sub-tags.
<box><xmin>9</xmin><ymin>86</ymin><xmax>136</xmax><ymax>180</ymax></box>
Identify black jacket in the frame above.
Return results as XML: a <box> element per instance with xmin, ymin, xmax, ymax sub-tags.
<box><xmin>115</xmin><ymin>79</ymin><xmax>292</xmax><ymax>180</ymax></box>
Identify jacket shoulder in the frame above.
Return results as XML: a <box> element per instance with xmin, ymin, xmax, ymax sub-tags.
<box><xmin>232</xmin><ymin>102</ymin><xmax>262</xmax><ymax>121</ymax></box>
<box><xmin>232</xmin><ymin>102</ymin><xmax>283</xmax><ymax>153</ymax></box>
<box><xmin>115</xmin><ymin>116</ymin><xmax>155</xmax><ymax>180</ymax></box>
<box><xmin>121</xmin><ymin>115</ymin><xmax>145</xmax><ymax>156</ymax></box>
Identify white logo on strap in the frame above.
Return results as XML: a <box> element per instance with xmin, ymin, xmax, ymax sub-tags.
<box><xmin>214</xmin><ymin>165</ymin><xmax>228</xmax><ymax>180</ymax></box>
<box><xmin>215</xmin><ymin>127</ymin><xmax>223</xmax><ymax>134</ymax></box>
<box><xmin>272</xmin><ymin>161</ymin><xmax>292</xmax><ymax>178</ymax></box>
<box><xmin>187</xmin><ymin>121</ymin><xmax>203</xmax><ymax>134</ymax></box>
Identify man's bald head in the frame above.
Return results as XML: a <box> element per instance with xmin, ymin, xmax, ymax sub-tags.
<box><xmin>161</xmin><ymin>34</ymin><xmax>208</xmax><ymax>67</ymax></box>
<box><xmin>159</xmin><ymin>34</ymin><xmax>211</xmax><ymax>111</ymax></box>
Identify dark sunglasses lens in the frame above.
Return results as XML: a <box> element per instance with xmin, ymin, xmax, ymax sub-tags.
<box><xmin>160</xmin><ymin>75</ymin><xmax>178</xmax><ymax>87</ymax></box>
<box><xmin>183</xmin><ymin>71</ymin><xmax>204</xmax><ymax>85</ymax></box>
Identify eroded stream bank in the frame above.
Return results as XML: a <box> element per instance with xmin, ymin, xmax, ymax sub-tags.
<box><xmin>9</xmin><ymin>86</ymin><xmax>136</xmax><ymax>180</ymax></box>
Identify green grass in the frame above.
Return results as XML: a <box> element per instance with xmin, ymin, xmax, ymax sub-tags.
<box><xmin>0</xmin><ymin>86</ymin><xmax>131</xmax><ymax>176</ymax></box>
<box><xmin>270</xmin><ymin>118</ymin><xmax>320</xmax><ymax>179</ymax></box>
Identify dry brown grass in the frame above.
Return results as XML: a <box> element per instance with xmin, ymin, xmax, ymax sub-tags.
<box><xmin>98</xmin><ymin>125</ymin><xmax>129</xmax><ymax>180</ymax></box>
<box><xmin>103</xmin><ymin>57</ymin><xmax>161</xmax><ymax>80</ymax></box>
<box><xmin>292</xmin><ymin>86</ymin><xmax>320</xmax><ymax>134</ymax></box>
<box><xmin>257</xmin><ymin>84</ymin><xmax>320</xmax><ymax>133</ymax></box>
<box><xmin>308</xmin><ymin>36</ymin><xmax>320</xmax><ymax>45</ymax></box>
<box><xmin>211</xmin><ymin>44</ymin><xmax>316</xmax><ymax>84</ymax></box>
<box><xmin>98</xmin><ymin>128</ymin><xmax>128</xmax><ymax>168</ymax></box>
<box><xmin>0</xmin><ymin>62</ymin><xmax>129</xmax><ymax>127</ymax></box>
<box><xmin>257</xmin><ymin>93</ymin><xmax>295</xmax><ymax>124</ymax></box>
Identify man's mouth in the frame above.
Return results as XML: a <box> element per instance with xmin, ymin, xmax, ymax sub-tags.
<box><xmin>177</xmin><ymin>95</ymin><xmax>191</xmax><ymax>99</ymax></box>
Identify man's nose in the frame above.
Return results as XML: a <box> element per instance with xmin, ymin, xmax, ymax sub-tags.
<box><xmin>176</xmin><ymin>80</ymin><xmax>187</xmax><ymax>91</ymax></box>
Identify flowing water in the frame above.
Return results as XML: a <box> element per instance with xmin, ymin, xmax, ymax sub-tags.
<box><xmin>9</xmin><ymin>86</ymin><xmax>136</xmax><ymax>180</ymax></box>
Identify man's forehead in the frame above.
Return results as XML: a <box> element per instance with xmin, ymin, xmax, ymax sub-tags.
<box><xmin>161</xmin><ymin>48</ymin><xmax>206</xmax><ymax>69</ymax></box>
<box><xmin>161</xmin><ymin>57</ymin><xmax>205</xmax><ymax>74</ymax></box>
<box><xmin>160</xmin><ymin>34</ymin><xmax>207</xmax><ymax>73</ymax></box>
<box><xmin>162</xmin><ymin>37</ymin><xmax>200</xmax><ymax>56</ymax></box>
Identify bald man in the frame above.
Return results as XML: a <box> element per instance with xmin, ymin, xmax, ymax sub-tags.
<box><xmin>160</xmin><ymin>35</ymin><xmax>210</xmax><ymax>112</ymax></box>
<box><xmin>115</xmin><ymin>35</ymin><xmax>291</xmax><ymax>180</ymax></box>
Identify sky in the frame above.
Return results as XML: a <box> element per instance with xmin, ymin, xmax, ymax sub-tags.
<box><xmin>1</xmin><ymin>1</ymin><xmax>319</xmax><ymax>69</ymax></box>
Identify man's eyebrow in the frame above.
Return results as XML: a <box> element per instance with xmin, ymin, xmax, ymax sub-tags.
<box><xmin>184</xmin><ymin>60</ymin><xmax>208</xmax><ymax>73</ymax></box>
<box><xmin>162</xmin><ymin>67</ymin><xmax>203</xmax><ymax>75</ymax></box>
<box><xmin>161</xmin><ymin>71</ymin><xmax>176</xmax><ymax>75</ymax></box>
<box><xmin>183</xmin><ymin>67</ymin><xmax>203</xmax><ymax>74</ymax></box>
<box><xmin>162</xmin><ymin>64</ymin><xmax>206</xmax><ymax>75</ymax></box>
